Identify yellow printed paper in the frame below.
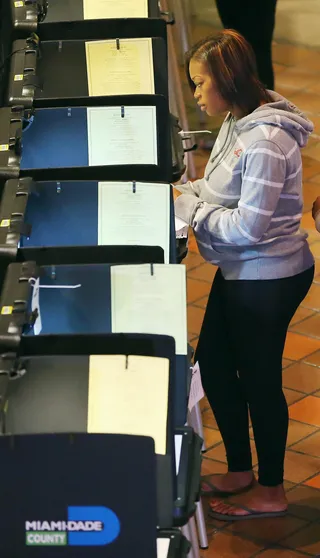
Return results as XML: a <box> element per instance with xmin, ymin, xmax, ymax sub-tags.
<box><xmin>83</xmin><ymin>0</ymin><xmax>148</xmax><ymax>20</ymax></box>
<box><xmin>86</xmin><ymin>38</ymin><xmax>154</xmax><ymax>96</ymax></box>
<box><xmin>88</xmin><ymin>355</ymin><xmax>169</xmax><ymax>455</ymax></box>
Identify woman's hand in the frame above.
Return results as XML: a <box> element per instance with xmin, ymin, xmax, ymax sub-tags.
<box><xmin>312</xmin><ymin>196</ymin><xmax>320</xmax><ymax>220</ymax></box>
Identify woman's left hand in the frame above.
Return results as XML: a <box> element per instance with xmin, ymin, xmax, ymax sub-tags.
<box><xmin>312</xmin><ymin>196</ymin><xmax>320</xmax><ymax>220</ymax></box>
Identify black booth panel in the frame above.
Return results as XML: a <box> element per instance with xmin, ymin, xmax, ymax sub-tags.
<box><xmin>0</xmin><ymin>433</ymin><xmax>158</xmax><ymax>556</ymax></box>
<box><xmin>6</xmin><ymin>356</ymin><xmax>90</xmax><ymax>434</ymax></box>
<box><xmin>37</xmin><ymin>41</ymin><xmax>89</xmax><ymax>99</ymax></box>
<box><xmin>44</xmin><ymin>0</ymin><xmax>84</xmax><ymax>22</ymax></box>
<box><xmin>41</xmin><ymin>0</ymin><xmax>160</xmax><ymax>23</ymax></box>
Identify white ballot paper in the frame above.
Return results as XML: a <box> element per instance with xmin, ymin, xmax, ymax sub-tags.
<box><xmin>31</xmin><ymin>278</ymin><xmax>42</xmax><ymax>336</ymax></box>
<box><xmin>86</xmin><ymin>38</ymin><xmax>154</xmax><ymax>97</ymax></box>
<box><xmin>87</xmin><ymin>106</ymin><xmax>157</xmax><ymax>167</ymax></box>
<box><xmin>175</xmin><ymin>215</ymin><xmax>189</xmax><ymax>239</ymax></box>
<box><xmin>111</xmin><ymin>264</ymin><xmax>187</xmax><ymax>355</ymax></box>
<box><xmin>83</xmin><ymin>0</ymin><xmax>148</xmax><ymax>19</ymax></box>
<box><xmin>88</xmin><ymin>354</ymin><xmax>169</xmax><ymax>455</ymax></box>
<box><xmin>188</xmin><ymin>361</ymin><xmax>205</xmax><ymax>412</ymax></box>
<box><xmin>174</xmin><ymin>434</ymin><xmax>183</xmax><ymax>476</ymax></box>
<box><xmin>98</xmin><ymin>182</ymin><xmax>170</xmax><ymax>263</ymax></box>
<box><xmin>157</xmin><ymin>538</ymin><xmax>170</xmax><ymax>558</ymax></box>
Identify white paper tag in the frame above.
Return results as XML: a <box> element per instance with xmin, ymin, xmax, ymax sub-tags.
<box><xmin>175</xmin><ymin>216</ymin><xmax>188</xmax><ymax>239</ymax></box>
<box><xmin>188</xmin><ymin>361</ymin><xmax>204</xmax><ymax>411</ymax></box>
<box><xmin>31</xmin><ymin>278</ymin><xmax>42</xmax><ymax>335</ymax></box>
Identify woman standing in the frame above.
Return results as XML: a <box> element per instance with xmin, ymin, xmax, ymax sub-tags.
<box><xmin>175</xmin><ymin>30</ymin><xmax>314</xmax><ymax>521</ymax></box>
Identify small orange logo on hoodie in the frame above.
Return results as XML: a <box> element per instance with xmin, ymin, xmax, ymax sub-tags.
<box><xmin>234</xmin><ymin>148</ymin><xmax>243</xmax><ymax>158</ymax></box>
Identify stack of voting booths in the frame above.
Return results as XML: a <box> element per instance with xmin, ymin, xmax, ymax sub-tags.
<box><xmin>0</xmin><ymin>1</ymin><xmax>203</xmax><ymax>557</ymax></box>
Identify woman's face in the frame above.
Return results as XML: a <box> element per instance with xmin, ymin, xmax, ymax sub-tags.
<box><xmin>189</xmin><ymin>59</ymin><xmax>229</xmax><ymax>117</ymax></box>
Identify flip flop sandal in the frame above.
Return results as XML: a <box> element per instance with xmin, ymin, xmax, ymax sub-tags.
<box><xmin>201</xmin><ymin>476</ymin><xmax>255</xmax><ymax>497</ymax></box>
<box><xmin>209</xmin><ymin>503</ymin><xmax>288</xmax><ymax>522</ymax></box>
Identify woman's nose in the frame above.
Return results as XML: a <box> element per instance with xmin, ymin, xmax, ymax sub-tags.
<box><xmin>194</xmin><ymin>89</ymin><xmax>200</xmax><ymax>99</ymax></box>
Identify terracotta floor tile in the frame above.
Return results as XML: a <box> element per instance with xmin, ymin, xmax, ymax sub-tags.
<box><xmin>199</xmin><ymin>396</ymin><xmax>209</xmax><ymax>411</ymax></box>
<box><xmin>302</xmin><ymin>181</ymin><xmax>320</xmax><ymax>212</ymax></box>
<box><xmin>284</xmin><ymin>450</ymin><xmax>320</xmax><ymax>483</ymax></box>
<box><xmin>311</xmin><ymin>172</ymin><xmax>320</xmax><ymax>185</ymax></box>
<box><xmin>289</xmin><ymin>395</ymin><xmax>320</xmax><ymax>426</ymax></box>
<box><xmin>201</xmin><ymin>457</ymin><xmax>227</xmax><ymax>476</ymax></box>
<box><xmin>189</xmin><ymin>336</ymin><xmax>198</xmax><ymax>353</ymax></box>
<box><xmin>226</xmin><ymin>514</ymin><xmax>307</xmax><ymax>545</ymax></box>
<box><xmin>275</xmin><ymin>67</ymin><xmax>318</xmax><ymax>91</ymax></box>
<box><xmin>301</xmin><ymin>283</ymin><xmax>320</xmax><ymax>311</ymax></box>
<box><xmin>310</xmin><ymin>242</ymin><xmax>320</xmax><ymax>258</ymax></box>
<box><xmin>257</xmin><ymin>550</ymin><xmax>308</xmax><ymax>558</ymax></box>
<box><xmin>188</xmin><ymin>263</ymin><xmax>217</xmax><ymax>283</ymax></box>
<box><xmin>184</xmin><ymin>251</ymin><xmax>205</xmax><ymax>271</ymax></box>
<box><xmin>187</xmin><ymin>278</ymin><xmax>211</xmax><ymax>304</ymax></box>
<box><xmin>203</xmin><ymin>426</ymin><xmax>222</xmax><ymax>449</ymax></box>
<box><xmin>302</xmin><ymin>137</ymin><xmax>320</xmax><ymax>159</ymax></box>
<box><xmin>286</xmin><ymin>419</ymin><xmax>317</xmax><ymax>447</ymax></box>
<box><xmin>193</xmin><ymin>296</ymin><xmax>208</xmax><ymax>309</ymax></box>
<box><xmin>274</xmin><ymin>62</ymin><xmax>287</xmax><ymax>74</ymax></box>
<box><xmin>305</xmin><ymin>473</ymin><xmax>320</xmax><ymax>488</ymax></box>
<box><xmin>314</xmin><ymin>259</ymin><xmax>320</xmax><ymax>277</ymax></box>
<box><xmin>187</xmin><ymin>305</ymin><xmax>205</xmax><ymax>336</ymax></box>
<box><xmin>293</xmin><ymin>50</ymin><xmax>320</xmax><ymax>73</ymax></box>
<box><xmin>286</xmin><ymin>485</ymin><xmax>320</xmax><ymax>521</ymax></box>
<box><xmin>283</xmin><ymin>361</ymin><xmax>320</xmax><ymax>393</ymax></box>
<box><xmin>282</xmin><ymin>358</ymin><xmax>293</xmax><ymax>369</ymax></box>
<box><xmin>284</xmin><ymin>388</ymin><xmax>306</xmax><ymax>406</ymax></box>
<box><xmin>203</xmin><ymin>531</ymin><xmax>262</xmax><ymax>558</ymax></box>
<box><xmin>280</xmin><ymin>522</ymin><xmax>320</xmax><ymax>555</ymax></box>
<box><xmin>292</xmin><ymin>430</ymin><xmax>320</xmax><ymax>457</ymax></box>
<box><xmin>202</xmin><ymin>408</ymin><xmax>218</xmax><ymax>430</ymax></box>
<box><xmin>291</xmin><ymin>313</ymin><xmax>320</xmax><ymax>338</ymax></box>
<box><xmin>307</xmin><ymin>81</ymin><xmax>320</xmax><ymax>95</ymax></box>
<box><xmin>300</xmin><ymin>210</ymin><xmax>316</xmax><ymax>230</ymax></box>
<box><xmin>187</xmin><ymin>232</ymin><xmax>199</xmax><ymax>253</ymax></box>
<box><xmin>205</xmin><ymin>439</ymin><xmax>258</xmax><ymax>466</ymax></box>
<box><xmin>289</xmin><ymin>306</ymin><xmax>315</xmax><ymax>327</ymax></box>
<box><xmin>304</xmin><ymin>349</ymin><xmax>320</xmax><ymax>366</ymax></box>
<box><xmin>290</xmin><ymin>92</ymin><xmax>320</xmax><ymax>114</ymax></box>
<box><xmin>284</xmin><ymin>332</ymin><xmax>320</xmax><ymax>360</ymax></box>
<box><xmin>307</xmin><ymin>228</ymin><xmax>320</xmax><ymax>245</ymax></box>
<box><xmin>272</xmin><ymin>43</ymin><xmax>312</xmax><ymax>67</ymax></box>
<box><xmin>302</xmin><ymin>156</ymin><xmax>320</xmax><ymax>181</ymax></box>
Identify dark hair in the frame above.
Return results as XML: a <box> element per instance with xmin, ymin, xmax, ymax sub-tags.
<box><xmin>185</xmin><ymin>29</ymin><xmax>273</xmax><ymax>115</ymax></box>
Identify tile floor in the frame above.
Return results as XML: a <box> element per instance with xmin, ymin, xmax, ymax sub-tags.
<box><xmin>182</xmin><ymin>22</ymin><xmax>320</xmax><ymax>558</ymax></box>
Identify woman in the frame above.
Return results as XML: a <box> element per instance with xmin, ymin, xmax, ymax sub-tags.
<box><xmin>175</xmin><ymin>30</ymin><xmax>314</xmax><ymax>521</ymax></box>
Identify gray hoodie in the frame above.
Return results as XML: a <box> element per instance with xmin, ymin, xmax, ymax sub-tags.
<box><xmin>175</xmin><ymin>91</ymin><xmax>315</xmax><ymax>280</ymax></box>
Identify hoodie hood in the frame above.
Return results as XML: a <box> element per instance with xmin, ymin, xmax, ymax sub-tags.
<box><xmin>234</xmin><ymin>90</ymin><xmax>314</xmax><ymax>148</ymax></box>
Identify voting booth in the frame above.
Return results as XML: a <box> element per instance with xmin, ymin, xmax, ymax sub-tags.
<box><xmin>9</xmin><ymin>0</ymin><xmax>161</xmax><ymax>34</ymax></box>
<box><xmin>0</xmin><ymin>263</ymin><xmax>201</xmax><ymax>529</ymax></box>
<box><xmin>0</xmin><ymin>177</ymin><xmax>177</xmax><ymax>263</ymax></box>
<box><xmin>0</xmin><ymin>0</ymin><xmax>204</xmax><ymax>555</ymax></box>
<box><xmin>0</xmin><ymin>259</ymin><xmax>191</xmax><ymax>429</ymax></box>
<box><xmin>6</xmin><ymin>35</ymin><xmax>168</xmax><ymax>105</ymax></box>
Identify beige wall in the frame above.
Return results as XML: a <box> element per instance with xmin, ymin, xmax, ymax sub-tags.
<box><xmin>192</xmin><ymin>0</ymin><xmax>320</xmax><ymax>48</ymax></box>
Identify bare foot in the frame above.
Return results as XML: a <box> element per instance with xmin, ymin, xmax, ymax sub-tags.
<box><xmin>202</xmin><ymin>471</ymin><xmax>255</xmax><ymax>494</ymax></box>
<box><xmin>209</xmin><ymin>483</ymin><xmax>288</xmax><ymax>519</ymax></box>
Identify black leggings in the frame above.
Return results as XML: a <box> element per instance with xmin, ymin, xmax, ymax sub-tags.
<box><xmin>195</xmin><ymin>266</ymin><xmax>314</xmax><ymax>486</ymax></box>
<box><xmin>215</xmin><ymin>0</ymin><xmax>278</xmax><ymax>90</ymax></box>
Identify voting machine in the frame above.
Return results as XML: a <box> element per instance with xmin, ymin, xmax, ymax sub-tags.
<box><xmin>0</xmin><ymin>96</ymin><xmax>172</xmax><ymax>182</ymax></box>
<box><xmin>0</xmin><ymin>259</ymin><xmax>190</xmax><ymax>429</ymax></box>
<box><xmin>0</xmin><ymin>177</ymin><xmax>177</xmax><ymax>263</ymax></box>
<box><xmin>0</xmin><ymin>264</ymin><xmax>201</xmax><ymax>528</ymax></box>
